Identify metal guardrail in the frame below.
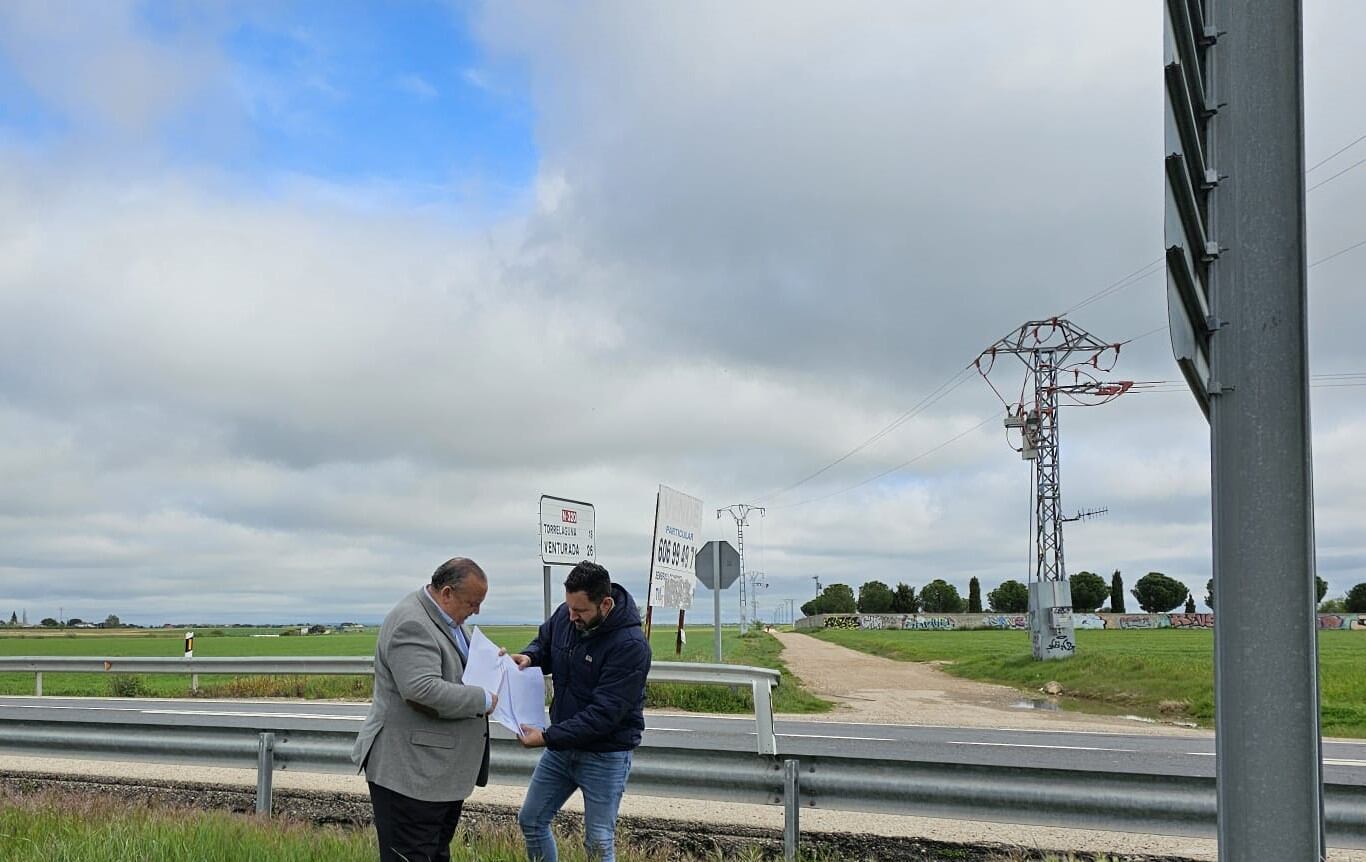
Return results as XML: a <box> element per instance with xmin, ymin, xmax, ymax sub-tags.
<box><xmin>0</xmin><ymin>712</ymin><xmax>1363</xmax><ymax>858</ymax></box>
<box><xmin>0</xmin><ymin>657</ymin><xmax>781</xmax><ymax>755</ymax></box>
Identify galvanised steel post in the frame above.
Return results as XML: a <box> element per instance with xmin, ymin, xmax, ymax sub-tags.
<box><xmin>783</xmin><ymin>758</ymin><xmax>800</xmax><ymax>862</ymax></box>
<box><xmin>1208</xmin><ymin>0</ymin><xmax>1324</xmax><ymax>857</ymax></box>
<box><xmin>256</xmin><ymin>732</ymin><xmax>275</xmax><ymax>817</ymax></box>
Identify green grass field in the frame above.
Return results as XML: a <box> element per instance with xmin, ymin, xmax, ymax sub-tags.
<box><xmin>807</xmin><ymin>627</ymin><xmax>1366</xmax><ymax>737</ymax></box>
<box><xmin>0</xmin><ymin>625</ymin><xmax>828</xmax><ymax>714</ymax></box>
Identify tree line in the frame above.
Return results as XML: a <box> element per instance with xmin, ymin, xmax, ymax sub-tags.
<box><xmin>802</xmin><ymin>572</ymin><xmax>1366</xmax><ymax>616</ymax></box>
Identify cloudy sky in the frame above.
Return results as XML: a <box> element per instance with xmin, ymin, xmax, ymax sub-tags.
<box><xmin>1</xmin><ymin>1</ymin><xmax>1362</xmax><ymax>626</ymax></box>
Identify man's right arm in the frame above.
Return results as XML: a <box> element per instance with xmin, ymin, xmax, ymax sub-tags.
<box><xmin>388</xmin><ymin>619</ymin><xmax>488</xmax><ymax>719</ymax></box>
<box><xmin>514</xmin><ymin>616</ymin><xmax>554</xmax><ymax>672</ymax></box>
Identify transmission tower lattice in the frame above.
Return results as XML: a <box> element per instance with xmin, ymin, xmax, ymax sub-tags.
<box><xmin>717</xmin><ymin>504</ymin><xmax>765</xmax><ymax>633</ymax></box>
<box><xmin>976</xmin><ymin>318</ymin><xmax>1132</xmax><ymax>584</ymax></box>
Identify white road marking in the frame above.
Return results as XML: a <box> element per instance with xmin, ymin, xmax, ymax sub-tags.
<box><xmin>778</xmin><ymin>733</ymin><xmax>898</xmax><ymax>742</ymax></box>
<box><xmin>0</xmin><ymin>703</ymin><xmax>146</xmax><ymax>713</ymax></box>
<box><xmin>643</xmin><ymin>728</ymin><xmax>694</xmax><ymax>733</ymax></box>
<box><xmin>140</xmin><ymin>709</ymin><xmax>364</xmax><ymax>720</ymax></box>
<box><xmin>949</xmin><ymin>741</ymin><xmax>1140</xmax><ymax>753</ymax></box>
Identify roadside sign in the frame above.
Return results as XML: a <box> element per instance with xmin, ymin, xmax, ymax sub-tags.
<box><xmin>1163</xmin><ymin>0</ymin><xmax>1217</xmax><ymax>419</ymax></box>
<box><xmin>647</xmin><ymin>485</ymin><xmax>703</xmax><ymax>610</ymax></box>
<box><xmin>539</xmin><ymin>495</ymin><xmax>595</xmax><ymax>566</ymax></box>
<box><xmin>695</xmin><ymin>540</ymin><xmax>741</xmax><ymax>590</ymax></box>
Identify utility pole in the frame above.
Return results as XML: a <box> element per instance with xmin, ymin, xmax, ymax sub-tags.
<box><xmin>747</xmin><ymin>570</ymin><xmax>768</xmax><ymax>628</ymax></box>
<box><xmin>811</xmin><ymin>575</ymin><xmax>821</xmax><ymax>595</ymax></box>
<box><xmin>717</xmin><ymin>504</ymin><xmax>765</xmax><ymax>634</ymax></box>
<box><xmin>977</xmin><ymin>318</ymin><xmax>1132</xmax><ymax>660</ymax></box>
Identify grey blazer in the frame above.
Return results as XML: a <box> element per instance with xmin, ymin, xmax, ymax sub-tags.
<box><xmin>352</xmin><ymin>588</ymin><xmax>491</xmax><ymax>802</ymax></box>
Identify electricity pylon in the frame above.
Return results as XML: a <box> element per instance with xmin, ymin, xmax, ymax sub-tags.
<box><xmin>717</xmin><ymin>504</ymin><xmax>764</xmax><ymax>633</ymax></box>
<box><xmin>976</xmin><ymin>317</ymin><xmax>1132</xmax><ymax>659</ymax></box>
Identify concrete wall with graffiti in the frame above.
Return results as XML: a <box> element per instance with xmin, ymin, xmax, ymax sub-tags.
<box><xmin>794</xmin><ymin>611</ymin><xmax>1366</xmax><ymax>631</ymax></box>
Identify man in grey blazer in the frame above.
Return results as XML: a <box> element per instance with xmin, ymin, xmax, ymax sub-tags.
<box><xmin>353</xmin><ymin>557</ymin><xmax>496</xmax><ymax>862</ymax></box>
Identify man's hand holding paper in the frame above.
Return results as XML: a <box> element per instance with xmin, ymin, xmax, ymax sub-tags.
<box><xmin>465</xmin><ymin>627</ymin><xmax>548</xmax><ymax>736</ymax></box>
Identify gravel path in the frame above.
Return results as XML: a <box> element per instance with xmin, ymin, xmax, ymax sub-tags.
<box><xmin>773</xmin><ymin>631</ymin><xmax>1205</xmax><ymax>735</ymax></box>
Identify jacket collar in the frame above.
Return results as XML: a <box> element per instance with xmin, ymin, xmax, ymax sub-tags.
<box><xmin>418</xmin><ymin>585</ymin><xmax>465</xmax><ymax>654</ymax></box>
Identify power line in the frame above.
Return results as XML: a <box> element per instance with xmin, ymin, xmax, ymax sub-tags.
<box><xmin>1311</xmin><ymin>237</ymin><xmax>1366</xmax><ymax>268</ymax></box>
<box><xmin>1307</xmin><ymin>155</ymin><xmax>1366</xmax><ymax>193</ymax></box>
<box><xmin>1054</xmin><ymin>257</ymin><xmax>1164</xmax><ymax>318</ymax></box>
<box><xmin>771</xmin><ymin>414</ymin><xmax>998</xmax><ymax>510</ymax></box>
<box><xmin>753</xmin><ymin>364</ymin><xmax>977</xmax><ymax>502</ymax></box>
<box><xmin>1307</xmin><ymin>133</ymin><xmax>1366</xmax><ymax>174</ymax></box>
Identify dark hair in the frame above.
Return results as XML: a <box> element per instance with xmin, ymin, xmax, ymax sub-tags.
<box><xmin>564</xmin><ymin>560</ymin><xmax>611</xmax><ymax>603</ymax></box>
<box><xmin>431</xmin><ymin>557</ymin><xmax>486</xmax><ymax>591</ymax></box>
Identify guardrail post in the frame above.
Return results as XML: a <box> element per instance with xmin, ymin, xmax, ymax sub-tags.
<box><xmin>752</xmin><ymin>679</ymin><xmax>777</xmax><ymax>755</ymax></box>
<box><xmin>783</xmin><ymin>758</ymin><xmax>800</xmax><ymax>861</ymax></box>
<box><xmin>190</xmin><ymin>673</ymin><xmax>199</xmax><ymax>693</ymax></box>
<box><xmin>256</xmin><ymin>732</ymin><xmax>275</xmax><ymax>816</ymax></box>
<box><xmin>34</xmin><ymin>672</ymin><xmax>41</xmax><ymax>697</ymax></box>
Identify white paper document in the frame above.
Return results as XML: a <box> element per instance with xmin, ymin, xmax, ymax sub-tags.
<box><xmin>463</xmin><ymin>627</ymin><xmax>549</xmax><ymax>736</ymax></box>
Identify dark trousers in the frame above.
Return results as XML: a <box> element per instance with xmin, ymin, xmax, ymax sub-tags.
<box><xmin>368</xmin><ymin>781</ymin><xmax>464</xmax><ymax>862</ymax></box>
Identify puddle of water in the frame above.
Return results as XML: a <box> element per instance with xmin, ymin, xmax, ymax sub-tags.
<box><xmin>1010</xmin><ymin>699</ymin><xmax>1061</xmax><ymax>711</ymax></box>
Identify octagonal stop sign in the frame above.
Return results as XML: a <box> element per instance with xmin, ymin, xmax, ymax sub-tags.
<box><xmin>695</xmin><ymin>540</ymin><xmax>741</xmax><ymax>590</ymax></box>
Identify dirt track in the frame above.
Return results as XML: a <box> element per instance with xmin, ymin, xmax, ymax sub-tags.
<box><xmin>773</xmin><ymin>630</ymin><xmax>1204</xmax><ymax>735</ymax></box>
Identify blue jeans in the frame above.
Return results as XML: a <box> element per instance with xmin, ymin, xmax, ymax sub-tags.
<box><xmin>518</xmin><ymin>748</ymin><xmax>633</xmax><ymax>862</ymax></box>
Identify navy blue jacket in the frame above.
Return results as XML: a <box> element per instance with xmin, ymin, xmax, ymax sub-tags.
<box><xmin>523</xmin><ymin>583</ymin><xmax>651</xmax><ymax>752</ymax></box>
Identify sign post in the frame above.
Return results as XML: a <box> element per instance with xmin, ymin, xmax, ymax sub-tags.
<box><xmin>1165</xmin><ymin>1</ymin><xmax>1323</xmax><ymax>856</ymax></box>
<box><xmin>645</xmin><ymin>485</ymin><xmax>703</xmax><ymax>655</ymax></box>
<box><xmin>696</xmin><ymin>540</ymin><xmax>740</xmax><ymax>661</ymax></box>
<box><xmin>539</xmin><ymin>495</ymin><xmax>596</xmax><ymax>620</ymax></box>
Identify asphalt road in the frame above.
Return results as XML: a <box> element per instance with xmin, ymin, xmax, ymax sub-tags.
<box><xmin>3</xmin><ymin>696</ymin><xmax>1364</xmax><ymax>785</ymax></box>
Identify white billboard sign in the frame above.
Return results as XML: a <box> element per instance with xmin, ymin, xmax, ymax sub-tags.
<box><xmin>539</xmin><ymin>495</ymin><xmax>595</xmax><ymax>566</ymax></box>
<box><xmin>648</xmin><ymin>485</ymin><xmax>703</xmax><ymax>611</ymax></box>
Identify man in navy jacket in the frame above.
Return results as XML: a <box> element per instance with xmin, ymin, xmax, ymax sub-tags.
<box><xmin>511</xmin><ymin>560</ymin><xmax>651</xmax><ymax>862</ymax></box>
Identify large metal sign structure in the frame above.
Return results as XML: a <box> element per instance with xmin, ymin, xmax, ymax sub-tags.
<box><xmin>977</xmin><ymin>318</ymin><xmax>1131</xmax><ymax>660</ymax></box>
<box><xmin>1163</xmin><ymin>0</ymin><xmax>1323</xmax><ymax>857</ymax></box>
<box><xmin>645</xmin><ymin>484</ymin><xmax>703</xmax><ymax>653</ymax></box>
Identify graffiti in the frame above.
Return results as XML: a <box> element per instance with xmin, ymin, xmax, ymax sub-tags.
<box><xmin>982</xmin><ymin>614</ymin><xmax>1029</xmax><ymax>630</ymax></box>
<box><xmin>823</xmin><ymin>615</ymin><xmax>860</xmax><ymax>629</ymax></box>
<box><xmin>1316</xmin><ymin>615</ymin><xmax>1366</xmax><ymax>631</ymax></box>
<box><xmin>1169</xmin><ymin>613</ymin><xmax>1215</xmax><ymax>629</ymax></box>
<box><xmin>1046</xmin><ymin>633</ymin><xmax>1076</xmax><ymax>653</ymax></box>
<box><xmin>1073</xmin><ymin>613</ymin><xmax>1105</xmax><ymax>630</ymax></box>
<box><xmin>903</xmin><ymin>615</ymin><xmax>957</xmax><ymax>631</ymax></box>
<box><xmin>860</xmin><ymin>615</ymin><xmax>899</xmax><ymax>630</ymax></box>
<box><xmin>1118</xmin><ymin>615</ymin><xmax>1156</xmax><ymax>629</ymax></box>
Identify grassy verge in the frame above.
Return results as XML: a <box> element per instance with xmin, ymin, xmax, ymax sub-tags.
<box><xmin>0</xmin><ymin>792</ymin><xmax>671</xmax><ymax>862</ymax></box>
<box><xmin>807</xmin><ymin>628</ymin><xmax>1366</xmax><ymax>736</ymax></box>
<box><xmin>646</xmin><ymin>626</ymin><xmax>830</xmax><ymax>714</ymax></box>
<box><xmin>0</xmin><ymin>790</ymin><xmax>1140</xmax><ymax>861</ymax></box>
<box><xmin>0</xmin><ymin>625</ymin><xmax>829</xmax><ymax>715</ymax></box>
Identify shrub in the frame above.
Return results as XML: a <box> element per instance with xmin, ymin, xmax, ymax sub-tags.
<box><xmin>108</xmin><ymin>675</ymin><xmax>148</xmax><ymax>698</ymax></box>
